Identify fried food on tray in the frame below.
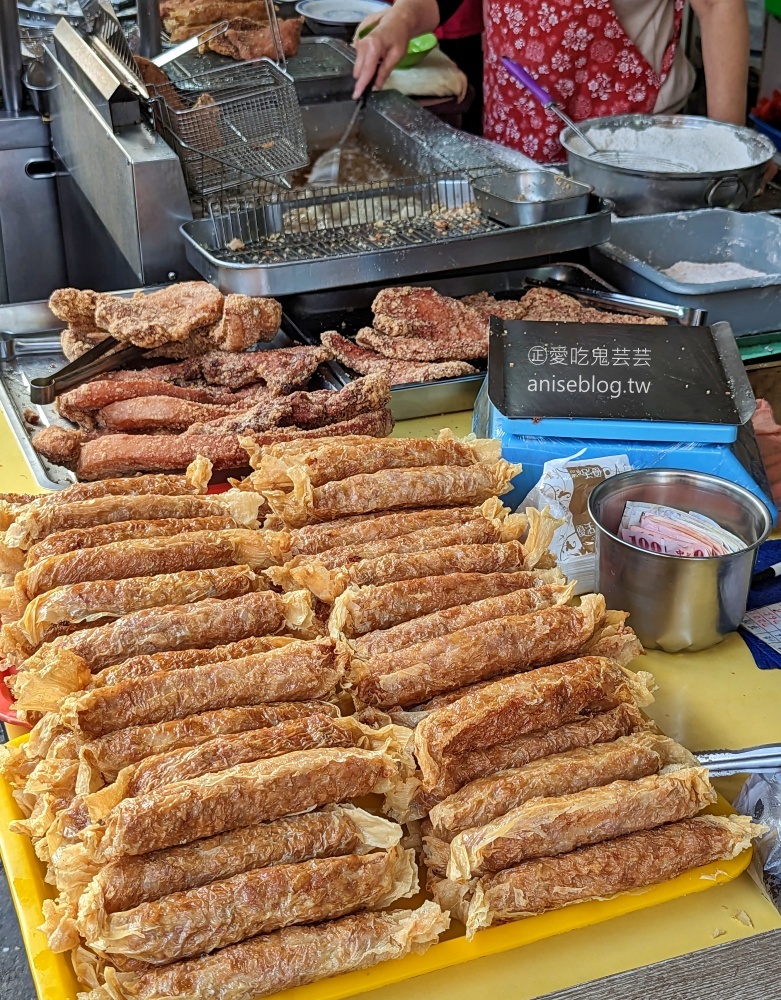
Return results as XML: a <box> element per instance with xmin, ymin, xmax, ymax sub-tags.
<box><xmin>13</xmin><ymin>529</ymin><xmax>279</xmax><ymax>608</ymax></box>
<box><xmin>57</xmin><ymin>638</ymin><xmax>340</xmax><ymax>738</ymax></box>
<box><xmin>160</xmin><ymin>0</ymin><xmax>268</xmax><ymax>31</ymax></box>
<box><xmin>433</xmin><ymin>766</ymin><xmax>717</xmax><ymax>881</ymax></box>
<box><xmin>192</xmin><ymin>345</ymin><xmax>330</xmax><ymax>392</ymax></box>
<box><xmin>328</xmin><ymin>568</ymin><xmax>564</xmax><ymax>639</ymax></box>
<box><xmin>351</xmin><ymin>584</ymin><xmax>574</xmax><ymax>659</ymax></box>
<box><xmin>356</xmin><ymin>326</ymin><xmax>487</xmax><ymax>363</ymax></box>
<box><xmin>5</xmin><ymin>491</ymin><xmax>262</xmax><ymax>550</ymax></box>
<box><xmin>93</xmin><ymin>284</ymin><xmax>224</xmax><ymax>349</ymax></box>
<box><xmin>96</xmin><ymin>902</ymin><xmax>448</xmax><ymax>1000</ymax></box>
<box><xmin>17</xmin><ymin>591</ymin><xmax>312</xmax><ymax>677</ymax></box>
<box><xmin>427</xmin><ymin>734</ymin><xmax>695</xmax><ymax>840</ymax></box>
<box><xmin>81</xmin><ymin>702</ymin><xmax>341</xmax><ymax>783</ymax></box>
<box><xmin>25</xmin><ymin>516</ymin><xmax>241</xmax><ymax>567</ymax></box>
<box><xmin>80</xmin><ymin>845</ymin><xmax>416</xmax><ymax>966</ymax></box>
<box><xmin>351</xmin><ymin>595</ymin><xmax>607</xmax><ymax>709</ymax></box>
<box><xmin>245</xmin><ymin>430</ymin><xmax>500</xmax><ymax>491</ymax></box>
<box><xmin>88</xmin><ymin>805</ymin><xmax>400</xmax><ymax>915</ymax></box>
<box><xmin>414</xmin><ymin>656</ymin><xmax>654</xmax><ymax>781</ymax></box>
<box><xmin>373</xmin><ymin>286</ymin><xmax>488</xmax><ymax>345</ymax></box>
<box><xmin>463</xmin><ymin>287</ymin><xmax>668</xmax><ymax>326</ymax></box>
<box><xmin>33</xmin><ymin>410</ymin><xmax>393</xmax><ymax>480</ymax></box>
<box><xmin>211</xmin><ymin>294</ymin><xmax>282</xmax><ymax>351</ymax></box>
<box><xmin>264</xmin><ymin>460</ymin><xmax>521</xmax><ymax>527</ymax></box>
<box><xmin>19</xmin><ymin>566</ymin><xmax>270</xmax><ymax>652</ymax></box>
<box><xmin>208</xmin><ymin>15</ymin><xmax>303</xmax><ymax>61</ymax></box>
<box><xmin>435</xmin><ymin>816</ymin><xmax>758</xmax><ymax>939</ymax></box>
<box><xmin>91</xmin><ymin>394</ymin><xmax>281</xmax><ymax>435</ymax></box>
<box><xmin>322</xmin><ymin>331</ymin><xmax>479</xmax><ymax>384</ymax></box>
<box><xmin>89</xmin><ymin>742</ymin><xmax>408</xmax><ymax>860</ymax></box>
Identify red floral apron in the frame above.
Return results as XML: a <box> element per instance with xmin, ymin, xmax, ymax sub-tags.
<box><xmin>483</xmin><ymin>0</ymin><xmax>685</xmax><ymax>162</ymax></box>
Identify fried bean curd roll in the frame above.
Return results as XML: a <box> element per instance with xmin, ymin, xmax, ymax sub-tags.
<box><xmin>352</xmin><ymin>595</ymin><xmax>607</xmax><ymax>709</ymax></box>
<box><xmin>264</xmin><ymin>460</ymin><xmax>522</xmax><ymax>528</ymax></box>
<box><xmin>13</xmin><ymin>528</ymin><xmax>281</xmax><ymax>609</ymax></box>
<box><xmin>437</xmin><ymin>766</ymin><xmax>717</xmax><ymax>882</ymax></box>
<box><xmin>79</xmin><ymin>702</ymin><xmax>340</xmax><ymax>784</ymax></box>
<box><xmin>0</xmin><ymin>544</ymin><xmax>25</xmax><ymax>575</ymax></box>
<box><xmin>58</xmin><ymin>638</ymin><xmax>341</xmax><ymax>739</ymax></box>
<box><xmin>20</xmin><ymin>566</ymin><xmax>270</xmax><ymax>649</ymax></box>
<box><xmin>25</xmin><ymin>516</ymin><xmax>241</xmax><ymax>567</ymax></box>
<box><xmin>450</xmin><ymin>816</ymin><xmax>762</xmax><ymax>938</ymax></box>
<box><xmin>295</xmin><ymin>540</ymin><xmax>536</xmax><ymax>605</ymax></box>
<box><xmin>84</xmin><ymin>806</ymin><xmax>402</xmax><ymax>916</ymax></box>
<box><xmin>352</xmin><ymin>584</ymin><xmax>574</xmax><ymax>659</ymax></box>
<box><xmin>88</xmin><ymin>744</ymin><xmax>408</xmax><ymax>860</ymax></box>
<box><xmin>269</xmin><ymin>516</ymin><xmax>530</xmax><ymax>592</ymax></box>
<box><xmin>282</xmin><ymin>501</ymin><xmax>513</xmax><ymax>559</ymax></box>
<box><xmin>328</xmin><ymin>569</ymin><xmax>565</xmax><ymax>639</ymax></box>
<box><xmin>428</xmin><ymin>734</ymin><xmax>697</xmax><ymax>840</ymax></box>
<box><xmin>414</xmin><ymin>656</ymin><xmax>656</xmax><ymax>795</ymax></box>
<box><xmin>92</xmin><ymin>902</ymin><xmax>449</xmax><ymax>1000</ymax></box>
<box><xmin>21</xmin><ymin>590</ymin><xmax>313</xmax><ymax>673</ymax></box>
<box><xmin>250</xmin><ymin>432</ymin><xmax>501</xmax><ymax>491</ymax></box>
<box><xmin>80</xmin><ymin>845</ymin><xmax>418</xmax><ymax>965</ymax></box>
<box><xmin>5</xmin><ymin>489</ymin><xmax>263</xmax><ymax>550</ymax></box>
<box><xmin>83</xmin><ymin>715</ymin><xmax>388</xmax><ymax>820</ymax></box>
<box><xmin>92</xmin><ymin>635</ymin><xmax>295</xmax><ymax>688</ymax></box>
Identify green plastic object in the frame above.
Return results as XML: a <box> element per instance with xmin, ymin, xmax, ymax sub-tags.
<box><xmin>396</xmin><ymin>33</ymin><xmax>438</xmax><ymax>68</ymax></box>
<box><xmin>738</xmin><ymin>332</ymin><xmax>781</xmax><ymax>363</ymax></box>
<box><xmin>767</xmin><ymin>0</ymin><xmax>781</xmax><ymax>17</ymax></box>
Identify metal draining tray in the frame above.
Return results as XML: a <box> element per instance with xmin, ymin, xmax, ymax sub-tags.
<box><xmin>0</xmin><ymin>300</ymin><xmax>343</xmax><ymax>492</ymax></box>
<box><xmin>281</xmin><ymin>263</ymin><xmax>682</xmax><ymax>420</ymax></box>
<box><xmin>182</xmin><ymin>174</ymin><xmax>612</xmax><ymax>296</ymax></box>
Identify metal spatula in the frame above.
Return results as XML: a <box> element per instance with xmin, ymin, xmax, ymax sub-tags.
<box><xmin>307</xmin><ymin>70</ymin><xmax>378</xmax><ymax>188</ymax></box>
<box><xmin>501</xmin><ymin>57</ymin><xmax>690</xmax><ymax>171</ymax></box>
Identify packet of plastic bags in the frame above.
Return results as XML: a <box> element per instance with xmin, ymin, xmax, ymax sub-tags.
<box><xmin>734</xmin><ymin>772</ymin><xmax>781</xmax><ymax>911</ymax></box>
<box><xmin>519</xmin><ymin>449</ymin><xmax>631</xmax><ymax>595</ymax></box>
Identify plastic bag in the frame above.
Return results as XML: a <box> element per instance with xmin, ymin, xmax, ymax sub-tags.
<box><xmin>734</xmin><ymin>772</ymin><xmax>781</xmax><ymax>910</ymax></box>
<box><xmin>519</xmin><ymin>449</ymin><xmax>631</xmax><ymax>595</ymax></box>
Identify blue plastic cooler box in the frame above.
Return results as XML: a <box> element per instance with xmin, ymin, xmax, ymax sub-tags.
<box><xmin>472</xmin><ymin>381</ymin><xmax>776</xmax><ymax>521</ymax></box>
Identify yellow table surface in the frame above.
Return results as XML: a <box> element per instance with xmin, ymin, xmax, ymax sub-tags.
<box><xmin>2</xmin><ymin>404</ymin><xmax>781</xmax><ymax>999</ymax></box>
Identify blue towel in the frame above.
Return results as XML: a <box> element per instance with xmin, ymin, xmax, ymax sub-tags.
<box><xmin>740</xmin><ymin>540</ymin><xmax>781</xmax><ymax>669</ymax></box>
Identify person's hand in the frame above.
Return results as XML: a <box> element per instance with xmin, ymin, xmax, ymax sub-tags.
<box><xmin>352</xmin><ymin>7</ymin><xmax>415</xmax><ymax>99</ymax></box>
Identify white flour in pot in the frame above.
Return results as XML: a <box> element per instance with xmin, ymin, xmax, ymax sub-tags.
<box><xmin>661</xmin><ymin>261</ymin><xmax>767</xmax><ymax>283</ymax></box>
<box><xmin>570</xmin><ymin>123</ymin><xmax>758</xmax><ymax>173</ymax></box>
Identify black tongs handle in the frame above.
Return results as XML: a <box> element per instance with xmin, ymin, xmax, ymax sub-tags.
<box><xmin>29</xmin><ymin>337</ymin><xmax>148</xmax><ymax>404</ymax></box>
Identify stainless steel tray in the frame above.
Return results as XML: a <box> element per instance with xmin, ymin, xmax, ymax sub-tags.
<box><xmin>0</xmin><ymin>299</ymin><xmax>343</xmax><ymax>491</ymax></box>
<box><xmin>281</xmin><ymin>263</ymin><xmax>683</xmax><ymax>421</ymax></box>
<box><xmin>589</xmin><ymin>209</ymin><xmax>781</xmax><ymax>337</ymax></box>
<box><xmin>183</xmin><ymin>185</ymin><xmax>612</xmax><ymax>297</ymax></box>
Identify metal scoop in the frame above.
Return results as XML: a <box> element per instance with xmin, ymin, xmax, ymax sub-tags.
<box><xmin>307</xmin><ymin>70</ymin><xmax>378</xmax><ymax>187</ymax></box>
<box><xmin>501</xmin><ymin>57</ymin><xmax>690</xmax><ymax>172</ymax></box>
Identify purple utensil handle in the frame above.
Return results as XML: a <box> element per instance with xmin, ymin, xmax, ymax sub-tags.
<box><xmin>501</xmin><ymin>56</ymin><xmax>555</xmax><ymax>108</ymax></box>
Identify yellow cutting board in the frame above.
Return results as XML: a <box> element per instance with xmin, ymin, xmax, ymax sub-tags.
<box><xmin>0</xmin><ymin>734</ymin><xmax>751</xmax><ymax>1000</ymax></box>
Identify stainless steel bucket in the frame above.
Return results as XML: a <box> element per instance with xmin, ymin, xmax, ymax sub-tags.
<box><xmin>588</xmin><ymin>469</ymin><xmax>772</xmax><ymax>652</ymax></box>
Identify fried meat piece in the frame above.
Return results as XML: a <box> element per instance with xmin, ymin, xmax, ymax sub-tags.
<box><xmin>464</xmin><ymin>288</ymin><xmax>667</xmax><ymax>326</ymax></box>
<box><xmin>96</xmin><ymin>393</ymin><xmax>283</xmax><ymax>435</ymax></box>
<box><xmin>94</xmin><ymin>283</ymin><xmax>225</xmax><ymax>349</ymax></box>
<box><xmin>60</xmin><ymin>327</ymin><xmax>111</xmax><ymax>362</ymax></box>
<box><xmin>462</xmin><ymin>291</ymin><xmax>528</xmax><ymax>321</ymax></box>
<box><xmin>49</xmin><ymin>289</ymin><xmax>99</xmax><ymax>328</ymax></box>
<box><xmin>208</xmin><ymin>16</ymin><xmax>302</xmax><ymax>61</ymax></box>
<box><xmin>372</xmin><ymin>286</ymin><xmax>489</xmax><ymax>342</ymax></box>
<box><xmin>356</xmin><ymin>326</ymin><xmax>487</xmax><ymax>362</ymax></box>
<box><xmin>133</xmin><ymin>56</ymin><xmax>170</xmax><ymax>88</ymax></box>
<box><xmin>212</xmin><ymin>295</ymin><xmax>281</xmax><ymax>350</ymax></box>
<box><xmin>322</xmin><ymin>331</ymin><xmax>477</xmax><ymax>383</ymax></box>
<box><xmin>161</xmin><ymin>0</ymin><xmax>267</xmax><ymax>33</ymax></box>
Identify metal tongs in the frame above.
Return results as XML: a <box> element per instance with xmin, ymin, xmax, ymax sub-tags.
<box><xmin>29</xmin><ymin>337</ymin><xmax>148</xmax><ymax>405</ymax></box>
<box><xmin>695</xmin><ymin>743</ymin><xmax>781</xmax><ymax>776</ymax></box>
<box><xmin>523</xmin><ymin>276</ymin><xmax>707</xmax><ymax>326</ymax></box>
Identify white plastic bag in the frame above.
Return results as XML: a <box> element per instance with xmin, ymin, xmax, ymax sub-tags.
<box><xmin>734</xmin><ymin>772</ymin><xmax>781</xmax><ymax>911</ymax></box>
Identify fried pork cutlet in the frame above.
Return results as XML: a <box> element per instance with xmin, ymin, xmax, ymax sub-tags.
<box><xmin>60</xmin><ymin>327</ymin><xmax>109</xmax><ymax>361</ymax></box>
<box><xmin>49</xmin><ymin>288</ymin><xmax>99</xmax><ymax>328</ymax></box>
<box><xmin>461</xmin><ymin>291</ymin><xmax>528</xmax><ymax>321</ymax></box>
<box><xmin>33</xmin><ymin>411</ymin><xmax>393</xmax><ymax>478</ymax></box>
<box><xmin>161</xmin><ymin>0</ymin><xmax>267</xmax><ymax>33</ymax></box>
<box><xmin>372</xmin><ymin>286</ymin><xmax>489</xmax><ymax>343</ymax></box>
<box><xmin>463</xmin><ymin>288</ymin><xmax>667</xmax><ymax>325</ymax></box>
<box><xmin>356</xmin><ymin>327</ymin><xmax>488</xmax><ymax>362</ymax></box>
<box><xmin>211</xmin><ymin>295</ymin><xmax>281</xmax><ymax>351</ymax></box>
<box><xmin>208</xmin><ymin>16</ymin><xmax>302</xmax><ymax>61</ymax></box>
<box><xmin>322</xmin><ymin>331</ymin><xmax>478</xmax><ymax>383</ymax></box>
<box><xmin>94</xmin><ymin>391</ymin><xmax>281</xmax><ymax>435</ymax></box>
<box><xmin>94</xmin><ymin>283</ymin><xmax>225</xmax><ymax>349</ymax></box>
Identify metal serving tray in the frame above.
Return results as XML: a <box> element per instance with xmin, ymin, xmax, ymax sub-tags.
<box><xmin>282</xmin><ymin>263</ymin><xmax>689</xmax><ymax>420</ymax></box>
<box><xmin>0</xmin><ymin>299</ymin><xmax>342</xmax><ymax>492</ymax></box>
<box><xmin>590</xmin><ymin>209</ymin><xmax>781</xmax><ymax>336</ymax></box>
<box><xmin>471</xmin><ymin>170</ymin><xmax>592</xmax><ymax>226</ymax></box>
<box><xmin>183</xmin><ymin>188</ymin><xmax>612</xmax><ymax>297</ymax></box>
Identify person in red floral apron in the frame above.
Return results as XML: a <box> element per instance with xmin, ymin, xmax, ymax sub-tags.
<box><xmin>353</xmin><ymin>0</ymin><xmax>749</xmax><ymax>163</ymax></box>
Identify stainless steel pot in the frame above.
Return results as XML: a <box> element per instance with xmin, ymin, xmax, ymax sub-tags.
<box><xmin>588</xmin><ymin>469</ymin><xmax>772</xmax><ymax>653</ymax></box>
<box><xmin>562</xmin><ymin>115</ymin><xmax>776</xmax><ymax>217</ymax></box>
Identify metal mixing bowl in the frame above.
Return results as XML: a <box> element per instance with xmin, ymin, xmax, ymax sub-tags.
<box><xmin>562</xmin><ymin>115</ymin><xmax>775</xmax><ymax>216</ymax></box>
<box><xmin>588</xmin><ymin>469</ymin><xmax>772</xmax><ymax>653</ymax></box>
